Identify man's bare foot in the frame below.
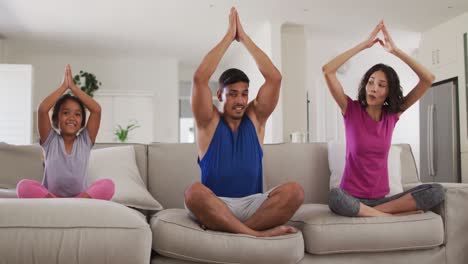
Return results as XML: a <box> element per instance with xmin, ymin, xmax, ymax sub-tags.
<box><xmin>393</xmin><ymin>210</ymin><xmax>424</xmax><ymax>216</ymax></box>
<box><xmin>256</xmin><ymin>225</ymin><xmax>297</xmax><ymax>237</ymax></box>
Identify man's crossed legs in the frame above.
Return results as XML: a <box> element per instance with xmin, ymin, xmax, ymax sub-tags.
<box><xmin>184</xmin><ymin>182</ymin><xmax>304</xmax><ymax>237</ymax></box>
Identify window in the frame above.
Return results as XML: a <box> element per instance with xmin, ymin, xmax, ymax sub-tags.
<box><xmin>0</xmin><ymin>64</ymin><xmax>33</xmax><ymax>144</ymax></box>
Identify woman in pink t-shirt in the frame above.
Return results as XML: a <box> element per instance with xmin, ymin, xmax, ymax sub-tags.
<box><xmin>322</xmin><ymin>21</ymin><xmax>444</xmax><ymax>217</ymax></box>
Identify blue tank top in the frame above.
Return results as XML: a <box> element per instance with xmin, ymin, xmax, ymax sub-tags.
<box><xmin>198</xmin><ymin>115</ymin><xmax>263</xmax><ymax>198</ymax></box>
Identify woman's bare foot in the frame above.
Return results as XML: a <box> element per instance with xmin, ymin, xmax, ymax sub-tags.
<box><xmin>393</xmin><ymin>210</ymin><xmax>424</xmax><ymax>216</ymax></box>
<box><xmin>362</xmin><ymin>211</ymin><xmax>393</xmax><ymax>217</ymax></box>
<box><xmin>358</xmin><ymin>203</ymin><xmax>393</xmax><ymax>217</ymax></box>
<box><xmin>256</xmin><ymin>225</ymin><xmax>297</xmax><ymax>237</ymax></box>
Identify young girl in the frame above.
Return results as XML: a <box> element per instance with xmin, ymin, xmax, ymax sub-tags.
<box><xmin>16</xmin><ymin>64</ymin><xmax>114</xmax><ymax>200</ymax></box>
<box><xmin>323</xmin><ymin>21</ymin><xmax>444</xmax><ymax>217</ymax></box>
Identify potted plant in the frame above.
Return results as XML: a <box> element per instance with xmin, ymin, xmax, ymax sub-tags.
<box><xmin>73</xmin><ymin>70</ymin><xmax>102</xmax><ymax>97</ymax></box>
<box><xmin>114</xmin><ymin>120</ymin><xmax>140</xmax><ymax>143</ymax></box>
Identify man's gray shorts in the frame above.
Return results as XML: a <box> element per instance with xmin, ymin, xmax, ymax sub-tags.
<box><xmin>185</xmin><ymin>189</ymin><xmax>273</xmax><ymax>222</ymax></box>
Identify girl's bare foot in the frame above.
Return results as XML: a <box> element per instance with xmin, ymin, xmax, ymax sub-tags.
<box><xmin>76</xmin><ymin>192</ymin><xmax>91</xmax><ymax>198</ymax></box>
<box><xmin>46</xmin><ymin>193</ymin><xmax>57</xmax><ymax>198</ymax></box>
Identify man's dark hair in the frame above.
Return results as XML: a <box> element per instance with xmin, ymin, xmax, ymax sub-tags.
<box><xmin>357</xmin><ymin>63</ymin><xmax>404</xmax><ymax>113</ymax></box>
<box><xmin>51</xmin><ymin>93</ymin><xmax>87</xmax><ymax>129</ymax></box>
<box><xmin>218</xmin><ymin>68</ymin><xmax>250</xmax><ymax>89</ymax></box>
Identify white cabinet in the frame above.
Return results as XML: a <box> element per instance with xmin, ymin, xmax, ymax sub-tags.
<box><xmin>419</xmin><ymin>27</ymin><xmax>457</xmax><ymax>70</ymax></box>
<box><xmin>0</xmin><ymin>64</ymin><xmax>33</xmax><ymax>144</ymax></box>
<box><xmin>94</xmin><ymin>91</ymin><xmax>153</xmax><ymax>143</ymax></box>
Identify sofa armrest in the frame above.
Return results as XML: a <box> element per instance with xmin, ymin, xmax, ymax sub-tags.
<box><xmin>404</xmin><ymin>182</ymin><xmax>468</xmax><ymax>264</ymax></box>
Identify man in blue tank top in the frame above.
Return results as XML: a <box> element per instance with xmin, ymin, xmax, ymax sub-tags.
<box><xmin>184</xmin><ymin>7</ymin><xmax>304</xmax><ymax>237</ymax></box>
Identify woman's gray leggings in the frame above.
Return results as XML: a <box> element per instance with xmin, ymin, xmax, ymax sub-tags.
<box><xmin>328</xmin><ymin>183</ymin><xmax>445</xmax><ymax>217</ymax></box>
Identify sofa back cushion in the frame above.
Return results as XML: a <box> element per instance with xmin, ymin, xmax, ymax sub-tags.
<box><xmin>263</xmin><ymin>143</ymin><xmax>330</xmax><ymax>204</ymax></box>
<box><xmin>147</xmin><ymin>143</ymin><xmax>332</xmax><ymax>208</ymax></box>
<box><xmin>147</xmin><ymin>142</ymin><xmax>420</xmax><ymax>209</ymax></box>
<box><xmin>148</xmin><ymin>143</ymin><xmax>200</xmax><ymax>209</ymax></box>
<box><xmin>0</xmin><ymin>143</ymin><xmax>147</xmax><ymax>189</ymax></box>
<box><xmin>0</xmin><ymin>143</ymin><xmax>43</xmax><ymax>188</ymax></box>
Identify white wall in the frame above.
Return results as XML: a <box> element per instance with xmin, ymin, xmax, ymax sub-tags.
<box><xmin>225</xmin><ymin>23</ymin><xmax>273</xmax><ymax>98</ymax></box>
<box><xmin>178</xmin><ymin>63</ymin><xmax>196</xmax><ymax>82</ymax></box>
<box><xmin>178</xmin><ymin>63</ymin><xmax>224</xmax><ymax>86</ymax></box>
<box><xmin>192</xmin><ymin>20</ymin><xmax>424</xmax><ymax>153</ymax></box>
<box><xmin>305</xmin><ymin>28</ymin><xmax>422</xmax><ymax>170</ymax></box>
<box><xmin>0</xmin><ymin>39</ymin><xmax>4</xmax><ymax>63</ymax></box>
<box><xmin>269</xmin><ymin>21</ymin><xmax>284</xmax><ymax>144</ymax></box>
<box><xmin>178</xmin><ymin>22</ymin><xmax>284</xmax><ymax>144</ymax></box>
<box><xmin>5</xmin><ymin>44</ymin><xmax>179</xmax><ymax>143</ymax></box>
<box><xmin>224</xmin><ymin>21</ymin><xmax>283</xmax><ymax>143</ymax></box>
<box><xmin>418</xmin><ymin>12</ymin><xmax>468</xmax><ymax>182</ymax></box>
<box><xmin>178</xmin><ymin>22</ymin><xmax>285</xmax><ymax>145</ymax></box>
<box><xmin>153</xmin><ymin>58</ymin><xmax>179</xmax><ymax>142</ymax></box>
<box><xmin>281</xmin><ymin>24</ymin><xmax>307</xmax><ymax>142</ymax></box>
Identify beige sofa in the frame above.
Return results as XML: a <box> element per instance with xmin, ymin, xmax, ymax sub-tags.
<box><xmin>1</xmin><ymin>142</ymin><xmax>467</xmax><ymax>264</ymax></box>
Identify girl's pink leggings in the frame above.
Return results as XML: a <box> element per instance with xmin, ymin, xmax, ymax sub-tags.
<box><xmin>16</xmin><ymin>179</ymin><xmax>115</xmax><ymax>200</ymax></box>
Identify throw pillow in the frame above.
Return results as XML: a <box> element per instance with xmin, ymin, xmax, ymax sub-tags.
<box><xmin>88</xmin><ymin>145</ymin><xmax>163</xmax><ymax>211</ymax></box>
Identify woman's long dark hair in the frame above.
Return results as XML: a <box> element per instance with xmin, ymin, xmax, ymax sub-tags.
<box><xmin>357</xmin><ymin>63</ymin><xmax>404</xmax><ymax>113</ymax></box>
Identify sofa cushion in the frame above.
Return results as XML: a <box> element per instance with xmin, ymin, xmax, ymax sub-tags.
<box><xmin>0</xmin><ymin>198</ymin><xmax>152</xmax><ymax>264</ymax></box>
<box><xmin>88</xmin><ymin>145</ymin><xmax>163</xmax><ymax>211</ymax></box>
<box><xmin>289</xmin><ymin>204</ymin><xmax>444</xmax><ymax>255</ymax></box>
<box><xmin>150</xmin><ymin>209</ymin><xmax>304</xmax><ymax>264</ymax></box>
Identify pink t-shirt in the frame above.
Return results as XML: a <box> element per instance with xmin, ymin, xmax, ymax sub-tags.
<box><xmin>340</xmin><ymin>96</ymin><xmax>399</xmax><ymax>199</ymax></box>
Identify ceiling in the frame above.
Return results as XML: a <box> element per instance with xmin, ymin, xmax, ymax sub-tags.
<box><xmin>1</xmin><ymin>0</ymin><xmax>468</xmax><ymax>65</ymax></box>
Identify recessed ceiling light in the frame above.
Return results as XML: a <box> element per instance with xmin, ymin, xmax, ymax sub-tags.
<box><xmin>209</xmin><ymin>4</ymin><xmax>215</xmax><ymax>8</ymax></box>
<box><xmin>448</xmin><ymin>6</ymin><xmax>453</xmax><ymax>8</ymax></box>
<box><xmin>303</xmin><ymin>8</ymin><xmax>309</xmax><ymax>12</ymax></box>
